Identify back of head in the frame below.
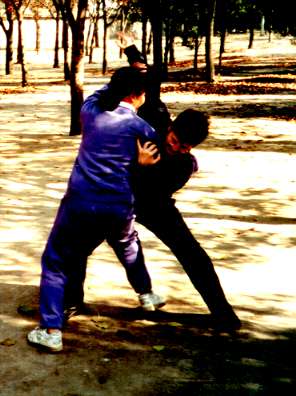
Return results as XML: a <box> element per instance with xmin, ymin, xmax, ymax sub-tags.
<box><xmin>109</xmin><ymin>66</ymin><xmax>147</xmax><ymax>99</ymax></box>
<box><xmin>171</xmin><ymin>109</ymin><xmax>209</xmax><ymax>147</ymax></box>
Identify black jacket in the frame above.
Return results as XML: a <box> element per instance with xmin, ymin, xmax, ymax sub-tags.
<box><xmin>124</xmin><ymin>45</ymin><xmax>171</xmax><ymax>136</ymax></box>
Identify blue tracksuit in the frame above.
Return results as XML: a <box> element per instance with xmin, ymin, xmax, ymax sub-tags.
<box><xmin>39</xmin><ymin>99</ymin><xmax>158</xmax><ymax>329</ymax></box>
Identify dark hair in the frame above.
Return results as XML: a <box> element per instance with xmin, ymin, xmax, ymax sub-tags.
<box><xmin>171</xmin><ymin>109</ymin><xmax>209</xmax><ymax>147</ymax></box>
<box><xmin>109</xmin><ymin>66</ymin><xmax>147</xmax><ymax>97</ymax></box>
<box><xmin>100</xmin><ymin>67</ymin><xmax>147</xmax><ymax>111</ymax></box>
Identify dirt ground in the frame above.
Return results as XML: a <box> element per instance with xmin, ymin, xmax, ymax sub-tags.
<box><xmin>0</xmin><ymin>34</ymin><xmax>296</xmax><ymax>395</ymax></box>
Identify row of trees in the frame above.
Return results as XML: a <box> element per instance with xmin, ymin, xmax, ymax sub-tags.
<box><xmin>1</xmin><ymin>0</ymin><xmax>295</xmax><ymax>135</ymax></box>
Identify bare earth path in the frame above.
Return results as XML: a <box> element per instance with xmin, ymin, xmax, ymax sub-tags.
<box><xmin>0</xmin><ymin>35</ymin><xmax>296</xmax><ymax>395</ymax></box>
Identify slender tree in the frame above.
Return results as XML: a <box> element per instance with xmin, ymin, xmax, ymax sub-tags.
<box><xmin>101</xmin><ymin>0</ymin><xmax>124</xmax><ymax>74</ymax></box>
<box><xmin>53</xmin><ymin>0</ymin><xmax>88</xmax><ymax>136</ymax></box>
<box><xmin>0</xmin><ymin>0</ymin><xmax>14</xmax><ymax>75</ymax></box>
<box><xmin>86</xmin><ymin>0</ymin><xmax>100</xmax><ymax>63</ymax></box>
<box><xmin>216</xmin><ymin>0</ymin><xmax>227</xmax><ymax>70</ymax></box>
<box><xmin>43</xmin><ymin>0</ymin><xmax>61</xmax><ymax>68</ymax></box>
<box><xmin>10</xmin><ymin>0</ymin><xmax>30</xmax><ymax>86</ymax></box>
<box><xmin>143</xmin><ymin>0</ymin><xmax>162</xmax><ymax>100</ymax></box>
<box><xmin>29</xmin><ymin>0</ymin><xmax>43</xmax><ymax>53</ymax></box>
<box><xmin>205</xmin><ymin>0</ymin><xmax>216</xmax><ymax>83</ymax></box>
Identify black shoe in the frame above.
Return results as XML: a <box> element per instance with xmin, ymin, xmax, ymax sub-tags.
<box><xmin>63</xmin><ymin>303</ymin><xmax>85</xmax><ymax>321</ymax></box>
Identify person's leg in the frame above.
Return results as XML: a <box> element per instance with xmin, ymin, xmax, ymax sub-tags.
<box><xmin>28</xmin><ymin>194</ymin><xmax>107</xmax><ymax>351</ymax></box>
<box><xmin>106</xmin><ymin>207</ymin><xmax>165</xmax><ymax>311</ymax></box>
<box><xmin>39</xmin><ymin>195</ymin><xmax>105</xmax><ymax>330</ymax></box>
<box><xmin>107</xmin><ymin>213</ymin><xmax>152</xmax><ymax>295</ymax></box>
<box><xmin>136</xmin><ymin>202</ymin><xmax>240</xmax><ymax>327</ymax></box>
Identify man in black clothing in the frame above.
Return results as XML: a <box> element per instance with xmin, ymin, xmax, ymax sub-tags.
<box><xmin>134</xmin><ymin>109</ymin><xmax>241</xmax><ymax>331</ymax></box>
<box><xmin>123</xmin><ymin>41</ymin><xmax>241</xmax><ymax>331</ymax></box>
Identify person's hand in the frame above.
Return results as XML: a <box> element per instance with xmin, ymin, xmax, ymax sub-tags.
<box><xmin>137</xmin><ymin>139</ymin><xmax>160</xmax><ymax>166</ymax></box>
<box><xmin>116</xmin><ymin>31</ymin><xmax>135</xmax><ymax>49</ymax></box>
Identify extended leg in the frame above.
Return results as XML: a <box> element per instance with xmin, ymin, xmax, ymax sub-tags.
<box><xmin>136</xmin><ymin>202</ymin><xmax>241</xmax><ymax>328</ymax></box>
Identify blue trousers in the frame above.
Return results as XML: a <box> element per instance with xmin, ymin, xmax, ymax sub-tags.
<box><xmin>39</xmin><ymin>194</ymin><xmax>152</xmax><ymax>329</ymax></box>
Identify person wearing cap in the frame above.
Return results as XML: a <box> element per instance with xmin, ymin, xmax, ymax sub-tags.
<box><xmin>118</xmin><ymin>33</ymin><xmax>171</xmax><ymax>137</ymax></box>
<box><xmin>121</xmin><ymin>37</ymin><xmax>242</xmax><ymax>332</ymax></box>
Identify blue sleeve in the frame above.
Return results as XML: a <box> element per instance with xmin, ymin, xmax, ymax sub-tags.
<box><xmin>135</xmin><ymin>117</ymin><xmax>159</xmax><ymax>146</ymax></box>
<box><xmin>81</xmin><ymin>84</ymin><xmax>110</xmax><ymax>115</ymax></box>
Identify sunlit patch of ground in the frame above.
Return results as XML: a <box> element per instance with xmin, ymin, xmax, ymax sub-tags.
<box><xmin>1</xmin><ymin>34</ymin><xmax>296</xmax><ymax>395</ymax></box>
<box><xmin>1</xmin><ymin>81</ymin><xmax>295</xmax><ymax>339</ymax></box>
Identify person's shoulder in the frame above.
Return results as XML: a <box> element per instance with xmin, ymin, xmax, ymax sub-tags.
<box><xmin>81</xmin><ymin>85</ymin><xmax>109</xmax><ymax>113</ymax></box>
<box><xmin>135</xmin><ymin>113</ymin><xmax>155</xmax><ymax>129</ymax></box>
<box><xmin>187</xmin><ymin>153</ymin><xmax>198</xmax><ymax>172</ymax></box>
<box><xmin>176</xmin><ymin>153</ymin><xmax>198</xmax><ymax>173</ymax></box>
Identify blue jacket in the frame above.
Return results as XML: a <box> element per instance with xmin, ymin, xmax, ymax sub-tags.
<box><xmin>67</xmin><ymin>93</ymin><xmax>158</xmax><ymax>206</ymax></box>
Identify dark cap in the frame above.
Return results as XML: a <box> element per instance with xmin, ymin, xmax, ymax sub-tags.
<box><xmin>124</xmin><ymin>45</ymin><xmax>146</xmax><ymax>66</ymax></box>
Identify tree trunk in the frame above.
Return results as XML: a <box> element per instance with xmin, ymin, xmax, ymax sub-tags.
<box><xmin>218</xmin><ymin>0</ymin><xmax>227</xmax><ymax>70</ymax></box>
<box><xmin>205</xmin><ymin>0</ymin><xmax>216</xmax><ymax>83</ymax></box>
<box><xmin>17</xmin><ymin>19</ymin><xmax>22</xmax><ymax>64</ymax></box>
<box><xmin>35</xmin><ymin>18</ymin><xmax>40</xmax><ymax>53</ymax></box>
<box><xmin>145</xmin><ymin>0</ymin><xmax>162</xmax><ymax>99</ymax></box>
<box><xmin>16</xmin><ymin>15</ymin><xmax>28</xmax><ymax>86</ymax></box>
<box><xmin>141</xmin><ymin>13</ymin><xmax>148</xmax><ymax>63</ymax></box>
<box><xmin>146</xmin><ymin>30</ymin><xmax>152</xmax><ymax>55</ymax></box>
<box><xmin>0</xmin><ymin>6</ymin><xmax>14</xmax><ymax>75</ymax></box>
<box><xmin>248</xmin><ymin>27</ymin><xmax>254</xmax><ymax>49</ymax></box>
<box><xmin>248</xmin><ymin>6</ymin><xmax>256</xmax><ymax>49</ymax></box>
<box><xmin>69</xmin><ymin>25</ymin><xmax>85</xmax><ymax>136</ymax></box>
<box><xmin>218</xmin><ymin>26</ymin><xmax>226</xmax><ymax>70</ymax></box>
<box><xmin>102</xmin><ymin>1</ymin><xmax>108</xmax><ymax>75</ymax></box>
<box><xmin>6</xmin><ymin>28</ymin><xmax>14</xmax><ymax>75</ymax></box>
<box><xmin>94</xmin><ymin>21</ymin><xmax>99</xmax><ymax>47</ymax></box>
<box><xmin>163</xmin><ymin>22</ymin><xmax>170</xmax><ymax>71</ymax></box>
<box><xmin>62</xmin><ymin>19</ymin><xmax>70</xmax><ymax>81</ymax></box>
<box><xmin>89</xmin><ymin>24</ymin><xmax>96</xmax><ymax>63</ymax></box>
<box><xmin>169</xmin><ymin>35</ymin><xmax>175</xmax><ymax>63</ymax></box>
<box><xmin>193</xmin><ymin>35</ymin><xmax>201</xmax><ymax>72</ymax></box>
<box><xmin>102</xmin><ymin>24</ymin><xmax>108</xmax><ymax>74</ymax></box>
<box><xmin>85</xmin><ymin>20</ymin><xmax>92</xmax><ymax>56</ymax></box>
<box><xmin>68</xmin><ymin>0</ymin><xmax>87</xmax><ymax>136</ymax></box>
<box><xmin>53</xmin><ymin>14</ymin><xmax>60</xmax><ymax>68</ymax></box>
<box><xmin>119</xmin><ymin>11</ymin><xmax>125</xmax><ymax>59</ymax></box>
<box><xmin>260</xmin><ymin>15</ymin><xmax>265</xmax><ymax>36</ymax></box>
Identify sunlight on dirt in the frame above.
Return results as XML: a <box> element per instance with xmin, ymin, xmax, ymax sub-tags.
<box><xmin>1</xmin><ymin>36</ymin><xmax>296</xmax><ymax>347</ymax></box>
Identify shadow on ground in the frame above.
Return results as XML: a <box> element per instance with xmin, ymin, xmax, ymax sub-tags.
<box><xmin>2</xmin><ymin>290</ymin><xmax>294</xmax><ymax>396</ymax></box>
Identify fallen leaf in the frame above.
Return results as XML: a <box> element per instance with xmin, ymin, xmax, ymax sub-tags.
<box><xmin>152</xmin><ymin>345</ymin><xmax>165</xmax><ymax>352</ymax></box>
<box><xmin>167</xmin><ymin>322</ymin><xmax>182</xmax><ymax>327</ymax></box>
<box><xmin>0</xmin><ymin>338</ymin><xmax>16</xmax><ymax>346</ymax></box>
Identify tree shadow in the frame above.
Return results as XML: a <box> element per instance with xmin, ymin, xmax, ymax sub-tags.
<box><xmin>0</xmin><ymin>279</ymin><xmax>295</xmax><ymax>395</ymax></box>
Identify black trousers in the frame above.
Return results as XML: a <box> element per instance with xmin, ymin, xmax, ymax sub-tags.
<box><xmin>136</xmin><ymin>199</ymin><xmax>235</xmax><ymax>316</ymax></box>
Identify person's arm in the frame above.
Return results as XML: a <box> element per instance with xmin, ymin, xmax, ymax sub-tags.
<box><xmin>81</xmin><ymin>84</ymin><xmax>109</xmax><ymax>115</ymax></box>
<box><xmin>117</xmin><ymin>32</ymin><xmax>146</xmax><ymax>66</ymax></box>
<box><xmin>124</xmin><ymin>44</ymin><xmax>146</xmax><ymax>67</ymax></box>
<box><xmin>117</xmin><ymin>32</ymin><xmax>171</xmax><ymax>135</ymax></box>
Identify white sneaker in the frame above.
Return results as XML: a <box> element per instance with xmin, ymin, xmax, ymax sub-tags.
<box><xmin>27</xmin><ymin>327</ymin><xmax>63</xmax><ymax>352</ymax></box>
<box><xmin>139</xmin><ymin>292</ymin><xmax>166</xmax><ymax>311</ymax></box>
